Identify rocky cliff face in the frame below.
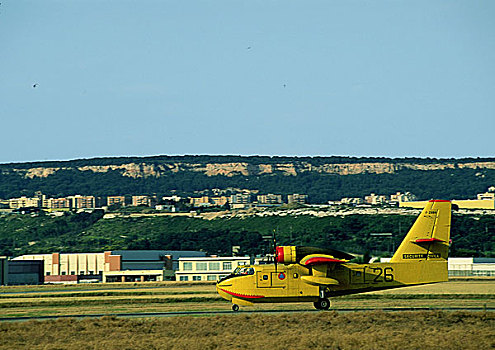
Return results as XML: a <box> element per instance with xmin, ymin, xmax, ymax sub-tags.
<box><xmin>8</xmin><ymin>160</ymin><xmax>495</xmax><ymax>179</ymax></box>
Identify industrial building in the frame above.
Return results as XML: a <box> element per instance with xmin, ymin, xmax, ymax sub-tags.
<box><xmin>102</xmin><ymin>250</ymin><xmax>206</xmax><ymax>282</ymax></box>
<box><xmin>0</xmin><ymin>257</ymin><xmax>44</xmax><ymax>285</ymax></box>
<box><xmin>3</xmin><ymin>254</ymin><xmax>495</xmax><ymax>285</ymax></box>
<box><xmin>176</xmin><ymin>256</ymin><xmax>250</xmax><ymax>281</ymax></box>
<box><xmin>448</xmin><ymin>257</ymin><xmax>495</xmax><ymax>277</ymax></box>
<box><xmin>12</xmin><ymin>250</ymin><xmax>206</xmax><ymax>284</ymax></box>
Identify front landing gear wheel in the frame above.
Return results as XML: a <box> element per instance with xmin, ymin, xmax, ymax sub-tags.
<box><xmin>232</xmin><ymin>304</ymin><xmax>240</xmax><ymax>312</ymax></box>
<box><xmin>314</xmin><ymin>298</ymin><xmax>330</xmax><ymax>310</ymax></box>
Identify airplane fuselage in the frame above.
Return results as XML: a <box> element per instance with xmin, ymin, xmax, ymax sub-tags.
<box><xmin>216</xmin><ymin>200</ymin><xmax>451</xmax><ymax>310</ymax></box>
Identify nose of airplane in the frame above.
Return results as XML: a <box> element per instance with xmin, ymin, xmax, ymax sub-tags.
<box><xmin>216</xmin><ymin>281</ymin><xmax>233</xmax><ymax>301</ymax></box>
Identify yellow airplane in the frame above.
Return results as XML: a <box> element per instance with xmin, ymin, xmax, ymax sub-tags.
<box><xmin>217</xmin><ymin>200</ymin><xmax>451</xmax><ymax>311</ymax></box>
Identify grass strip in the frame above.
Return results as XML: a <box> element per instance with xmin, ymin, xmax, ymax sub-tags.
<box><xmin>0</xmin><ymin>291</ymin><xmax>216</xmax><ymax>299</ymax></box>
<box><xmin>4</xmin><ymin>293</ymin><xmax>490</xmax><ymax>301</ymax></box>
<box><xmin>0</xmin><ymin>296</ymin><xmax>223</xmax><ymax>308</ymax></box>
<box><xmin>0</xmin><ymin>311</ymin><xmax>493</xmax><ymax>350</ymax></box>
<box><xmin>338</xmin><ymin>293</ymin><xmax>495</xmax><ymax>300</ymax></box>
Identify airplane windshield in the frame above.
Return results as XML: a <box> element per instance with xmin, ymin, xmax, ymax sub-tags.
<box><xmin>233</xmin><ymin>267</ymin><xmax>255</xmax><ymax>275</ymax></box>
<box><xmin>217</xmin><ymin>266</ymin><xmax>254</xmax><ymax>283</ymax></box>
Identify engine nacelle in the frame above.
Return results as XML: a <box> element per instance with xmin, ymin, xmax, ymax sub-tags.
<box><xmin>276</xmin><ymin>246</ymin><xmax>297</xmax><ymax>264</ymax></box>
<box><xmin>275</xmin><ymin>246</ymin><xmax>297</xmax><ymax>264</ymax></box>
<box><xmin>276</xmin><ymin>246</ymin><xmax>355</xmax><ymax>265</ymax></box>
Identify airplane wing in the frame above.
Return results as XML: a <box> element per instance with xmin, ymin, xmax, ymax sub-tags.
<box><xmin>296</xmin><ymin>246</ymin><xmax>355</xmax><ymax>261</ymax></box>
<box><xmin>276</xmin><ymin>246</ymin><xmax>354</xmax><ymax>264</ymax></box>
<box><xmin>299</xmin><ymin>253</ymin><xmax>348</xmax><ymax>286</ymax></box>
<box><xmin>275</xmin><ymin>246</ymin><xmax>354</xmax><ymax>287</ymax></box>
<box><xmin>300</xmin><ymin>254</ymin><xmax>348</xmax><ymax>266</ymax></box>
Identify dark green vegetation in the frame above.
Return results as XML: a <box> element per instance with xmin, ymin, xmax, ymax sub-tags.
<box><xmin>4</xmin><ymin>154</ymin><xmax>494</xmax><ymax>168</ymax></box>
<box><xmin>1</xmin><ymin>211</ymin><xmax>493</xmax><ymax>257</ymax></box>
<box><xmin>0</xmin><ymin>311</ymin><xmax>493</xmax><ymax>350</ymax></box>
<box><xmin>1</xmin><ymin>155</ymin><xmax>495</xmax><ymax>201</ymax></box>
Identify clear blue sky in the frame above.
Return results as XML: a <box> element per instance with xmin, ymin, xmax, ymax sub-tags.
<box><xmin>1</xmin><ymin>1</ymin><xmax>494</xmax><ymax>163</ymax></box>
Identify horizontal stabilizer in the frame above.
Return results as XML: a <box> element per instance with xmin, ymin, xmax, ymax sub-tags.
<box><xmin>301</xmin><ymin>276</ymin><xmax>340</xmax><ymax>286</ymax></box>
<box><xmin>413</xmin><ymin>238</ymin><xmax>446</xmax><ymax>244</ymax></box>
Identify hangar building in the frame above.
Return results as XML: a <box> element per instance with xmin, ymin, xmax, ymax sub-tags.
<box><xmin>0</xmin><ymin>257</ymin><xmax>44</xmax><ymax>285</ymax></box>
<box><xmin>12</xmin><ymin>250</ymin><xmax>206</xmax><ymax>283</ymax></box>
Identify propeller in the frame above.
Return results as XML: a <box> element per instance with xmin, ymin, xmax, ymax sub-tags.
<box><xmin>272</xmin><ymin>229</ymin><xmax>278</xmax><ymax>272</ymax></box>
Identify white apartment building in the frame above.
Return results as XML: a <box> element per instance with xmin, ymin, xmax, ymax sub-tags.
<box><xmin>477</xmin><ymin>192</ymin><xmax>495</xmax><ymax>201</ymax></box>
<box><xmin>257</xmin><ymin>194</ymin><xmax>283</xmax><ymax>205</ymax></box>
<box><xmin>364</xmin><ymin>193</ymin><xmax>387</xmax><ymax>205</ymax></box>
<box><xmin>390</xmin><ymin>192</ymin><xmax>417</xmax><ymax>203</ymax></box>
<box><xmin>340</xmin><ymin>197</ymin><xmax>364</xmax><ymax>205</ymax></box>
<box><xmin>448</xmin><ymin>257</ymin><xmax>495</xmax><ymax>277</ymax></box>
<box><xmin>287</xmin><ymin>194</ymin><xmax>308</xmax><ymax>204</ymax></box>
<box><xmin>68</xmin><ymin>195</ymin><xmax>95</xmax><ymax>209</ymax></box>
<box><xmin>9</xmin><ymin>196</ymin><xmax>40</xmax><ymax>209</ymax></box>
<box><xmin>176</xmin><ymin>256</ymin><xmax>250</xmax><ymax>282</ymax></box>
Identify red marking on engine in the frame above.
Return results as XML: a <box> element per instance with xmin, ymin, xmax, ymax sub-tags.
<box><xmin>276</xmin><ymin>246</ymin><xmax>284</xmax><ymax>263</ymax></box>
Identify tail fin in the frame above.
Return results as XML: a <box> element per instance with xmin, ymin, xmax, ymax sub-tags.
<box><xmin>390</xmin><ymin>200</ymin><xmax>451</xmax><ymax>262</ymax></box>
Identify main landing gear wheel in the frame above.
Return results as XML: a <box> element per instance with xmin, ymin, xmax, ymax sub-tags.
<box><xmin>314</xmin><ymin>298</ymin><xmax>331</xmax><ymax>310</ymax></box>
<box><xmin>232</xmin><ymin>304</ymin><xmax>240</xmax><ymax>312</ymax></box>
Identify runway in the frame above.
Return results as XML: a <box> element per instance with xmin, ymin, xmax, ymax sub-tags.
<box><xmin>1</xmin><ymin>306</ymin><xmax>493</xmax><ymax>322</ymax></box>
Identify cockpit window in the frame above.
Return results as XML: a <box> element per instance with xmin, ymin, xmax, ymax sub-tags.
<box><xmin>234</xmin><ymin>267</ymin><xmax>255</xmax><ymax>275</ymax></box>
<box><xmin>217</xmin><ymin>266</ymin><xmax>254</xmax><ymax>283</ymax></box>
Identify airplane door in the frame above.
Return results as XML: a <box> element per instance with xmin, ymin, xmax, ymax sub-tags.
<box><xmin>257</xmin><ymin>271</ymin><xmax>271</xmax><ymax>288</ymax></box>
<box><xmin>271</xmin><ymin>271</ymin><xmax>288</xmax><ymax>287</ymax></box>
<box><xmin>350</xmin><ymin>267</ymin><xmax>366</xmax><ymax>284</ymax></box>
<box><xmin>256</xmin><ymin>271</ymin><xmax>288</xmax><ymax>288</ymax></box>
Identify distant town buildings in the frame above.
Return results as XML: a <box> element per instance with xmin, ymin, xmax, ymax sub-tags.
<box><xmin>390</xmin><ymin>191</ymin><xmax>417</xmax><ymax>203</ymax></box>
<box><xmin>107</xmin><ymin>195</ymin><xmax>126</xmax><ymax>207</ymax></box>
<box><xmin>189</xmin><ymin>196</ymin><xmax>211</xmax><ymax>207</ymax></box>
<box><xmin>477</xmin><ymin>191</ymin><xmax>495</xmax><ymax>201</ymax></box>
<box><xmin>257</xmin><ymin>194</ymin><xmax>283</xmax><ymax>205</ymax></box>
<box><xmin>229</xmin><ymin>193</ymin><xmax>251</xmax><ymax>205</ymax></box>
<box><xmin>162</xmin><ymin>195</ymin><xmax>182</xmax><ymax>202</ymax></box>
<box><xmin>68</xmin><ymin>195</ymin><xmax>95</xmax><ymax>209</ymax></box>
<box><xmin>229</xmin><ymin>193</ymin><xmax>253</xmax><ymax>209</ymax></box>
<box><xmin>339</xmin><ymin>192</ymin><xmax>418</xmax><ymax>206</ymax></box>
<box><xmin>2</xmin><ymin>186</ymin><xmax>495</xmax><ymax>213</ymax></box>
<box><xmin>287</xmin><ymin>193</ymin><xmax>308</xmax><ymax>204</ymax></box>
<box><xmin>210</xmin><ymin>196</ymin><xmax>228</xmax><ymax>206</ymax></box>
<box><xmin>46</xmin><ymin>197</ymin><xmax>71</xmax><ymax>209</ymax></box>
<box><xmin>364</xmin><ymin>193</ymin><xmax>387</xmax><ymax>205</ymax></box>
<box><xmin>8</xmin><ymin>196</ymin><xmax>40</xmax><ymax>209</ymax></box>
<box><xmin>340</xmin><ymin>197</ymin><xmax>364</xmax><ymax>205</ymax></box>
<box><xmin>132</xmin><ymin>195</ymin><xmax>156</xmax><ymax>207</ymax></box>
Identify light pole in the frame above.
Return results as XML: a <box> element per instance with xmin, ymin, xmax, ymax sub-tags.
<box><xmin>370</xmin><ymin>232</ymin><xmax>394</xmax><ymax>256</ymax></box>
